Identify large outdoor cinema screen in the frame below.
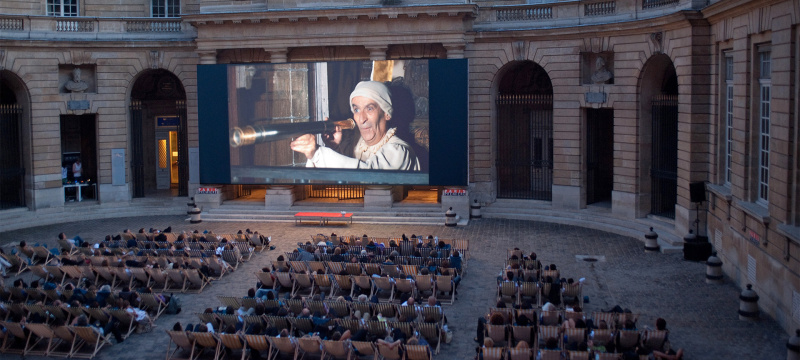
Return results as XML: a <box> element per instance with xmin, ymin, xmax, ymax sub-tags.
<box><xmin>198</xmin><ymin>59</ymin><xmax>468</xmax><ymax>186</ymax></box>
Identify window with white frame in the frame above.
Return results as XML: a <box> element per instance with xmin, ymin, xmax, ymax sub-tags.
<box><xmin>724</xmin><ymin>54</ymin><xmax>734</xmax><ymax>185</ymax></box>
<box><xmin>757</xmin><ymin>47</ymin><xmax>771</xmax><ymax>205</ymax></box>
<box><xmin>47</xmin><ymin>0</ymin><xmax>78</xmax><ymax>16</ymax></box>
<box><xmin>152</xmin><ymin>0</ymin><xmax>180</xmax><ymax>18</ymax></box>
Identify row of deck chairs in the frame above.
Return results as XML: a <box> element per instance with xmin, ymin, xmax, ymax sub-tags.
<box><xmin>307</xmin><ymin>235</ymin><xmax>468</xmax><ymax>253</ymax></box>
<box><xmin>278</xmin><ymin>255</ymin><xmax>463</xmax><ymax>277</ymax></box>
<box><xmin>291</xmin><ymin>246</ymin><xmax>468</xmax><ymax>271</ymax></box>
<box><xmin>2</xmin><ymin>289</ymin><xmax>170</xmax><ymax>321</ymax></box>
<box><xmin>21</xmin><ymin>263</ymin><xmax>212</xmax><ymax>294</ymax></box>
<box><xmin>166</xmin><ymin>331</ymin><xmax>433</xmax><ymax>360</ymax></box>
<box><xmin>96</xmin><ymin>240</ymin><xmax>260</xmax><ymax>259</ymax></box>
<box><xmin>0</xmin><ymin>323</ymin><xmax>114</xmax><ymax>358</ymax></box>
<box><xmin>215</xmin><ymin>296</ymin><xmax>446</xmax><ymax>327</ymax></box>
<box><xmin>258</xmin><ymin>270</ymin><xmax>457</xmax><ymax>305</ymax></box>
<box><xmin>497</xmin><ymin>281</ymin><xmax>583</xmax><ymax>309</ymax></box>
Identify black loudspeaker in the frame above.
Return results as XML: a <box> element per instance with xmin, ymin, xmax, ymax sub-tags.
<box><xmin>690</xmin><ymin>182</ymin><xmax>706</xmax><ymax>203</ymax></box>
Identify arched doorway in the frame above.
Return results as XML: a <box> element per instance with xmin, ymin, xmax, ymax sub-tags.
<box><xmin>639</xmin><ymin>54</ymin><xmax>678</xmax><ymax>218</ymax></box>
<box><xmin>0</xmin><ymin>71</ymin><xmax>28</xmax><ymax>209</ymax></box>
<box><xmin>129</xmin><ymin>70</ymin><xmax>188</xmax><ymax>198</ymax></box>
<box><xmin>496</xmin><ymin>61</ymin><xmax>553</xmax><ymax>200</ymax></box>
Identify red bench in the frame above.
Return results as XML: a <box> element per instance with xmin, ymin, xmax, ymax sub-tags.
<box><xmin>294</xmin><ymin>212</ymin><xmax>353</xmax><ymax>226</ymax></box>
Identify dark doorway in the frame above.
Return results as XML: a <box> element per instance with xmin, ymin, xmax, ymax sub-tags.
<box><xmin>60</xmin><ymin>114</ymin><xmax>97</xmax><ymax>201</ymax></box>
<box><xmin>650</xmin><ymin>94</ymin><xmax>678</xmax><ymax>218</ymax></box>
<box><xmin>496</xmin><ymin>61</ymin><xmax>553</xmax><ymax>200</ymax></box>
<box><xmin>129</xmin><ymin>70</ymin><xmax>188</xmax><ymax>198</ymax></box>
<box><xmin>0</xmin><ymin>99</ymin><xmax>24</xmax><ymax>209</ymax></box>
<box><xmin>587</xmin><ymin>108</ymin><xmax>614</xmax><ymax>205</ymax></box>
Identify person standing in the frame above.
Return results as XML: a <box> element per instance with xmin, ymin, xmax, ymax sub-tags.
<box><xmin>72</xmin><ymin>158</ymin><xmax>83</xmax><ymax>182</ymax></box>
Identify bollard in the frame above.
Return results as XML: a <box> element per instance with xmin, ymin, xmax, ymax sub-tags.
<box><xmin>788</xmin><ymin>329</ymin><xmax>800</xmax><ymax>360</ymax></box>
<box><xmin>738</xmin><ymin>284</ymin><xmax>759</xmax><ymax>320</ymax></box>
<box><xmin>445</xmin><ymin>207</ymin><xmax>457</xmax><ymax>227</ymax></box>
<box><xmin>189</xmin><ymin>207</ymin><xmax>202</xmax><ymax>224</ymax></box>
<box><xmin>187</xmin><ymin>197</ymin><xmax>196</xmax><ymax>215</ymax></box>
<box><xmin>644</xmin><ymin>227</ymin><xmax>660</xmax><ymax>252</ymax></box>
<box><xmin>705</xmin><ymin>252</ymin><xmax>724</xmax><ymax>284</ymax></box>
<box><xmin>470</xmin><ymin>199</ymin><xmax>482</xmax><ymax>219</ymax></box>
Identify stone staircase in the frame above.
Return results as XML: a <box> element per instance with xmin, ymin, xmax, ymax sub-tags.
<box><xmin>480</xmin><ymin>199</ymin><xmax>685</xmax><ymax>253</ymax></box>
<box><xmin>200</xmin><ymin>202</ymin><xmax>446</xmax><ymax>225</ymax></box>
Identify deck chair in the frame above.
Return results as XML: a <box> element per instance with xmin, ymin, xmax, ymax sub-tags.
<box><xmin>511</xmin><ymin>325</ymin><xmax>535</xmax><ymax>347</ymax></box>
<box><xmin>185</xmin><ymin>268</ymin><xmax>211</xmax><ymax>293</ymax></box>
<box><xmin>32</xmin><ymin>246</ymin><xmax>55</xmax><ymax>265</ymax></box>
<box><xmin>595</xmin><ymin>352</ymin><xmax>622</xmax><ymax>360</ymax></box>
<box><xmin>165</xmin><ymin>269</ymin><xmax>188</xmax><ymax>292</ymax></box>
<box><xmin>243</xmin><ymin>334</ymin><xmax>271</xmax><ymax>360</ymax></box>
<box><xmin>345</xmin><ymin>263</ymin><xmax>363</xmax><ymax>276</ymax></box>
<box><xmin>296</xmin><ymin>337</ymin><xmax>324</xmax><ymax>360</ymax></box>
<box><xmin>518</xmin><ymin>282</ymin><xmax>538</xmax><ymax>305</ymax></box>
<box><xmin>324</xmin><ymin>300</ymin><xmax>350</xmax><ymax>319</ymax></box>
<box><xmin>421</xmin><ymin>306</ymin><xmax>444</xmax><ymax>326</ymax></box>
<box><xmin>394</xmin><ymin>278</ymin><xmax>416</xmax><ymax>304</ymax></box>
<box><xmin>592</xmin><ymin>329</ymin><xmax>614</xmax><ymax>346</ymax></box>
<box><xmin>307</xmin><ymin>261</ymin><xmax>327</xmax><ymax>274</ymax></box>
<box><xmin>30</xmin><ymin>265</ymin><xmax>52</xmax><ymax>283</ymax></box>
<box><xmin>435</xmin><ymin>275</ymin><xmax>455</xmax><ymax>305</ymax></box>
<box><xmin>539</xmin><ymin>349</ymin><xmax>563</xmax><ymax>360</ymax></box>
<box><xmin>508</xmin><ymin>348</ymin><xmax>532</xmax><ymax>360</ymax></box>
<box><xmin>306</xmin><ymin>300</ymin><xmax>327</xmax><ymax>317</ymax></box>
<box><xmin>485</xmin><ymin>323</ymin><xmax>508</xmax><ymax>347</ymax></box>
<box><xmin>400</xmin><ymin>265</ymin><xmax>419</xmax><ymax>277</ymax></box>
<box><xmin>42</xmin><ymin>304</ymin><xmax>70</xmax><ymax>324</ymax></box>
<box><xmin>560</xmin><ymin>283</ymin><xmax>583</xmax><ymax>309</ymax></box>
<box><xmin>388</xmin><ymin>321</ymin><xmax>413</xmax><ymax>339</ymax></box>
<box><xmin>205</xmin><ymin>257</ymin><xmax>228</xmax><ymax>280</ymax></box>
<box><xmin>537</xmin><ymin>325</ymin><xmax>562</xmax><ymax>349</ymax></box>
<box><xmin>109</xmin><ymin>309</ymin><xmax>138</xmax><ymax>339</ymax></box>
<box><xmin>292</xmin><ymin>317</ymin><xmax>315</xmax><ymax>336</ymax></box>
<box><xmin>84</xmin><ymin>307</ymin><xmax>112</xmax><ymax>327</ymax></box>
<box><xmin>564</xmin><ymin>328</ymin><xmax>587</xmax><ymax>347</ymax></box>
<box><xmin>326</xmin><ymin>261</ymin><xmax>345</xmax><ymax>274</ymax></box>
<box><xmin>643</xmin><ymin>329</ymin><xmax>668</xmax><ymax>352</ymax></box>
<box><xmin>375</xmin><ymin>341</ymin><xmax>401</xmax><ymax>360</ymax></box>
<box><xmin>165</xmin><ymin>330</ymin><xmax>198</xmax><ymax>360</ymax></box>
<box><xmin>285</xmin><ymin>299</ymin><xmax>305</xmax><ymax>316</ymax></box>
<box><xmin>351</xmin><ymin>341</ymin><xmax>376</xmax><ymax>360</ymax></box>
<box><xmin>481</xmin><ymin>347</ymin><xmax>505</xmax><ymax>360</ymax></box>
<box><xmin>222</xmin><ymin>250</ymin><xmax>243</xmax><ymax>270</ymax></box>
<box><xmin>592</xmin><ymin>312</ymin><xmax>617</xmax><ymax>330</ymax></box>
<box><xmin>414</xmin><ymin>274</ymin><xmax>435</xmax><ymax>298</ymax></box>
<box><xmin>331</xmin><ymin>274</ymin><xmax>354</xmax><ymax>298</ymax></box>
<box><xmin>373</xmin><ymin>303</ymin><xmax>398</xmax><ymax>320</ymax></box>
<box><xmin>192</xmin><ymin>331</ymin><xmax>222</xmax><ymax>360</ymax></box>
<box><xmin>255</xmin><ymin>271</ymin><xmax>276</xmax><ymax>290</ymax></box>
<box><xmin>364</xmin><ymin>320</ymin><xmax>388</xmax><ymax>338</ymax></box>
<box><xmin>351</xmin><ymin>275</ymin><xmax>374</xmax><ymax>298</ymax></box>
<box><xmin>69</xmin><ymin>326</ymin><xmax>112</xmax><ymax>359</ymax></box>
<box><xmin>292</xmin><ymin>273</ymin><xmax>315</xmax><ymax>298</ymax></box>
<box><xmin>1</xmin><ymin>321</ymin><xmax>29</xmax><ymax>354</ymax></box>
<box><xmin>147</xmin><ymin>267</ymin><xmax>171</xmax><ymax>291</ymax></box>
<box><xmin>45</xmin><ymin>265</ymin><xmax>69</xmax><ymax>285</ymax></box>
<box><xmin>313</xmin><ymin>273</ymin><xmax>334</xmax><ymax>297</ymax></box>
<box><xmin>564</xmin><ymin>311</ymin><xmax>584</xmax><ymax>323</ymax></box>
<box><xmin>335</xmin><ymin>319</ymin><xmax>361</xmax><ymax>335</ymax></box>
<box><xmin>616</xmin><ymin>329</ymin><xmax>640</xmax><ymax>352</ymax></box>
<box><xmin>232</xmin><ymin>242</ymin><xmax>254</xmax><ymax>262</ymax></box>
<box><xmin>218</xmin><ymin>333</ymin><xmax>248</xmax><ymax>360</ymax></box>
<box><xmin>50</xmin><ymin>325</ymin><xmax>83</xmax><ymax>358</ymax></box>
<box><xmin>129</xmin><ymin>267</ymin><xmax>152</xmax><ymax>288</ymax></box>
<box><xmin>363</xmin><ymin>263</ymin><xmax>382</xmax><ymax>276</ymax></box>
<box><xmin>94</xmin><ymin>266</ymin><xmax>119</xmax><ymax>288</ymax></box>
<box><xmin>405</xmin><ymin>344</ymin><xmax>431</xmax><ymax>360</ymax></box>
<box><xmin>3</xmin><ymin>253</ymin><xmax>29</xmax><ymax>276</ymax></box>
<box><xmin>497</xmin><ymin>281</ymin><xmax>517</xmax><ymax>304</ymax></box>
<box><xmin>274</xmin><ymin>272</ymin><xmax>295</xmax><ymax>294</ymax></box>
<box><xmin>322</xmin><ymin>339</ymin><xmax>351</xmax><ymax>360</ymax></box>
<box><xmin>540</xmin><ymin>310</ymin><xmax>561</xmax><ymax>326</ymax></box>
<box><xmin>267</xmin><ymin>335</ymin><xmax>296</xmax><ymax>360</ymax></box>
<box><xmin>58</xmin><ymin>238</ymin><xmax>80</xmax><ymax>256</ymax></box>
<box><xmin>416</xmin><ymin>322</ymin><xmax>441</xmax><ymax>354</ymax></box>
<box><xmin>138</xmin><ymin>293</ymin><xmax>167</xmax><ymax>320</ymax></box>
<box><xmin>265</xmin><ymin>316</ymin><xmax>293</xmax><ymax>335</ymax></box>
<box><xmin>61</xmin><ymin>265</ymin><xmax>87</xmax><ymax>287</ymax></box>
<box><xmin>372</xmin><ymin>276</ymin><xmax>395</xmax><ymax>303</ymax></box>
<box><xmin>568</xmin><ymin>350</ymin><xmax>591</xmax><ymax>360</ymax></box>
<box><xmin>113</xmin><ymin>267</ymin><xmax>133</xmax><ymax>289</ymax></box>
<box><xmin>288</xmin><ymin>260</ymin><xmax>309</xmax><ymax>273</ymax></box>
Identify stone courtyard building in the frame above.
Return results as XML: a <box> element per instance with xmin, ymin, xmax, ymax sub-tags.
<box><xmin>1</xmin><ymin>0</ymin><xmax>798</xmax><ymax>334</ymax></box>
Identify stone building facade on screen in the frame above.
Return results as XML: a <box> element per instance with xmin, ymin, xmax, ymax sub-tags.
<box><xmin>0</xmin><ymin>0</ymin><xmax>798</xmax><ymax>332</ymax></box>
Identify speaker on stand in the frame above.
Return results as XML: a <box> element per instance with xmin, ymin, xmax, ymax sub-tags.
<box><xmin>684</xmin><ymin>182</ymin><xmax>711</xmax><ymax>261</ymax></box>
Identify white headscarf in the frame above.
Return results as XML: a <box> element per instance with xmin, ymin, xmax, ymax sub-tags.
<box><xmin>349</xmin><ymin>81</ymin><xmax>393</xmax><ymax>117</ymax></box>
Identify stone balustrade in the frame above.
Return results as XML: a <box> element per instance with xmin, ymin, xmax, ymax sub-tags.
<box><xmin>0</xmin><ymin>16</ymin><xmax>194</xmax><ymax>40</ymax></box>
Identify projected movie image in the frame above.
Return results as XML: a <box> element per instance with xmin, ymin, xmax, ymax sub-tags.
<box><xmin>229</xmin><ymin>60</ymin><xmax>431</xmax><ymax>184</ymax></box>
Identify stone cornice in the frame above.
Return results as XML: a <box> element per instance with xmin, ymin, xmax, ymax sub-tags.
<box><xmin>702</xmin><ymin>0</ymin><xmax>791</xmax><ymax>23</ymax></box>
<box><xmin>184</xmin><ymin>4</ymin><xmax>477</xmax><ymax>27</ymax></box>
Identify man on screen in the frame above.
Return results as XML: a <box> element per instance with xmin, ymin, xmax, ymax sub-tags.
<box><xmin>290</xmin><ymin>81</ymin><xmax>421</xmax><ymax>171</ymax></box>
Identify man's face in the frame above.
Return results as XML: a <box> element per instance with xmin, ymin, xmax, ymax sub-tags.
<box><xmin>351</xmin><ymin>96</ymin><xmax>390</xmax><ymax>146</ymax></box>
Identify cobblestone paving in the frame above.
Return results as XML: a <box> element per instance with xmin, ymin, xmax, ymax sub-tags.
<box><xmin>0</xmin><ymin>216</ymin><xmax>788</xmax><ymax>360</ymax></box>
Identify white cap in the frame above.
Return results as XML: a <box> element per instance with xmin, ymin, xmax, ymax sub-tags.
<box><xmin>350</xmin><ymin>81</ymin><xmax>393</xmax><ymax>117</ymax></box>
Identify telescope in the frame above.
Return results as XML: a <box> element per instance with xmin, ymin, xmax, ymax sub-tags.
<box><xmin>230</xmin><ymin>118</ymin><xmax>355</xmax><ymax>148</ymax></box>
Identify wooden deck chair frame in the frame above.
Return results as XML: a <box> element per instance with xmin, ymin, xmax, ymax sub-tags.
<box><xmin>414</xmin><ymin>275</ymin><xmax>435</xmax><ymax>299</ymax></box>
<box><xmin>48</xmin><ymin>325</ymin><xmax>82</xmax><ymax>358</ymax></box>
<box><xmin>435</xmin><ymin>275</ymin><xmax>455</xmax><ymax>305</ymax></box>
<box><xmin>540</xmin><ymin>310</ymin><xmax>561</xmax><ymax>326</ymax></box>
<box><xmin>372</xmin><ymin>276</ymin><xmax>395</xmax><ymax>303</ymax></box>
<box><xmin>292</xmin><ymin>317</ymin><xmax>315</xmax><ymax>336</ymax></box>
<box><xmin>393</xmin><ymin>278</ymin><xmax>416</xmax><ymax>304</ymax></box>
<box><xmin>538</xmin><ymin>349</ymin><xmax>563</xmax><ymax>360</ymax></box>
<box><xmin>30</xmin><ymin>265</ymin><xmax>52</xmax><ymax>283</ymax></box>
<box><xmin>591</xmin><ymin>328</ymin><xmax>614</xmax><ymax>346</ymax></box>
<box><xmin>507</xmin><ymin>348</ymin><xmax>532</xmax><ymax>360</ymax></box>
<box><xmin>185</xmin><ymin>268</ymin><xmax>211</xmax><ymax>293</ymax></box>
<box><xmin>375</xmin><ymin>342</ymin><xmax>402</xmax><ymax>360</ymax></box>
<box><xmin>331</xmin><ymin>274</ymin><xmax>353</xmax><ymax>298</ymax></box>
<box><xmin>416</xmin><ymin>322</ymin><xmax>441</xmax><ymax>354</ymax></box>
<box><xmin>165</xmin><ymin>269</ymin><xmax>188</xmax><ymax>293</ymax></box>
<box><xmin>218</xmin><ymin>333</ymin><xmax>248</xmax><ymax>360</ymax></box>
<box><xmin>325</xmin><ymin>300</ymin><xmax>350</xmax><ymax>319</ymax></box>
<box><xmin>485</xmin><ymin>323</ymin><xmax>508</xmax><ymax>347</ymax></box>
<box><xmin>616</xmin><ymin>329</ymin><xmax>640</xmax><ymax>351</ymax></box>
<box><xmin>350</xmin><ymin>341</ymin><xmax>376</xmax><ymax>360</ymax></box>
<box><xmin>292</xmin><ymin>272</ymin><xmax>315</xmax><ymax>298</ymax></box>
<box><xmin>244</xmin><ymin>334</ymin><xmax>271</xmax><ymax>360</ymax></box>
<box><xmin>1</xmin><ymin>321</ymin><xmax>29</xmax><ymax>354</ymax></box>
<box><xmin>222</xmin><ymin>250</ymin><xmax>242</xmax><ymax>271</ymax></box>
<box><xmin>403</xmin><ymin>342</ymin><xmax>430</xmax><ymax>359</ymax></box>
<box><xmin>112</xmin><ymin>267</ymin><xmax>134</xmax><ymax>289</ymax></box>
<box><xmin>595</xmin><ymin>352</ymin><xmax>622</xmax><ymax>360</ymax></box>
<box><xmin>568</xmin><ymin>350</ymin><xmax>591</xmax><ymax>360</ymax></box>
<box><xmin>560</xmin><ymin>283</ymin><xmax>583</xmax><ymax>309</ymax></box>
<box><xmin>45</xmin><ymin>265</ymin><xmax>69</xmax><ymax>285</ymax></box>
<box><xmin>421</xmin><ymin>306</ymin><xmax>443</xmax><ymax>326</ymax></box>
<box><xmin>129</xmin><ymin>267</ymin><xmax>152</xmax><ymax>288</ymax></box>
<box><xmin>335</xmin><ymin>319</ymin><xmax>361</xmax><ymax>335</ymax></box>
<box><xmin>511</xmin><ymin>325</ymin><xmax>535</xmax><ymax>347</ymax></box>
<box><xmin>165</xmin><ymin>330</ymin><xmax>199</xmax><ymax>360</ymax></box>
<box><xmin>296</xmin><ymin>337</ymin><xmax>325</xmax><ymax>360</ymax></box>
<box><xmin>592</xmin><ymin>312</ymin><xmax>617</xmax><ymax>331</ymax></box>
<box><xmin>537</xmin><ymin>325</ymin><xmax>562</xmax><ymax>349</ymax></box>
<box><xmin>3</xmin><ymin>253</ymin><xmax>29</xmax><ymax>276</ymax></box>
<box><xmin>564</xmin><ymin>328</ymin><xmax>587</xmax><ymax>347</ymax></box>
<box><xmin>480</xmin><ymin>347</ymin><xmax>505</xmax><ymax>360</ymax></box>
<box><xmin>255</xmin><ymin>271</ymin><xmax>277</xmax><ymax>290</ymax></box>
<box><xmin>192</xmin><ymin>331</ymin><xmax>222</xmax><ymax>360</ymax></box>
<box><xmin>314</xmin><ymin>273</ymin><xmax>335</xmax><ymax>298</ymax></box>
<box><xmin>322</xmin><ymin>339</ymin><xmax>351</xmax><ymax>360</ymax></box>
<box><xmin>351</xmin><ymin>275</ymin><xmax>374</xmax><ymax>299</ymax></box>
<box><xmin>58</xmin><ymin>238</ymin><xmax>80</xmax><ymax>256</ymax></box>
<box><xmin>147</xmin><ymin>268</ymin><xmax>171</xmax><ymax>292</ymax></box>
<box><xmin>267</xmin><ymin>335</ymin><xmax>296</xmax><ymax>360</ymax></box>
<box><xmin>288</xmin><ymin>260</ymin><xmax>309</xmax><ymax>273</ymax></box>
<box><xmin>274</xmin><ymin>272</ymin><xmax>295</xmax><ymax>295</ymax></box>
<box><xmin>109</xmin><ymin>309</ymin><xmax>138</xmax><ymax>339</ymax></box>
<box><xmin>84</xmin><ymin>307</ymin><xmax>112</xmax><ymax>327</ymax></box>
<box><xmin>138</xmin><ymin>293</ymin><xmax>167</xmax><ymax>320</ymax></box>
<box><xmin>32</xmin><ymin>246</ymin><xmax>54</xmax><ymax>265</ymax></box>
<box><xmin>69</xmin><ymin>325</ymin><xmax>113</xmax><ymax>359</ymax></box>
<box><xmin>94</xmin><ymin>266</ymin><xmax>119</xmax><ymax>288</ymax></box>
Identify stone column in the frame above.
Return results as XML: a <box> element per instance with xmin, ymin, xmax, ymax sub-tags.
<box><xmin>443</xmin><ymin>44</ymin><xmax>465</xmax><ymax>59</ymax></box>
<box><xmin>366</xmin><ymin>46</ymin><xmax>388</xmax><ymax>61</ymax></box>
<box><xmin>267</xmin><ymin>49</ymin><xmax>288</xmax><ymax>63</ymax></box>
<box><xmin>198</xmin><ymin>50</ymin><xmax>218</xmax><ymax>65</ymax></box>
